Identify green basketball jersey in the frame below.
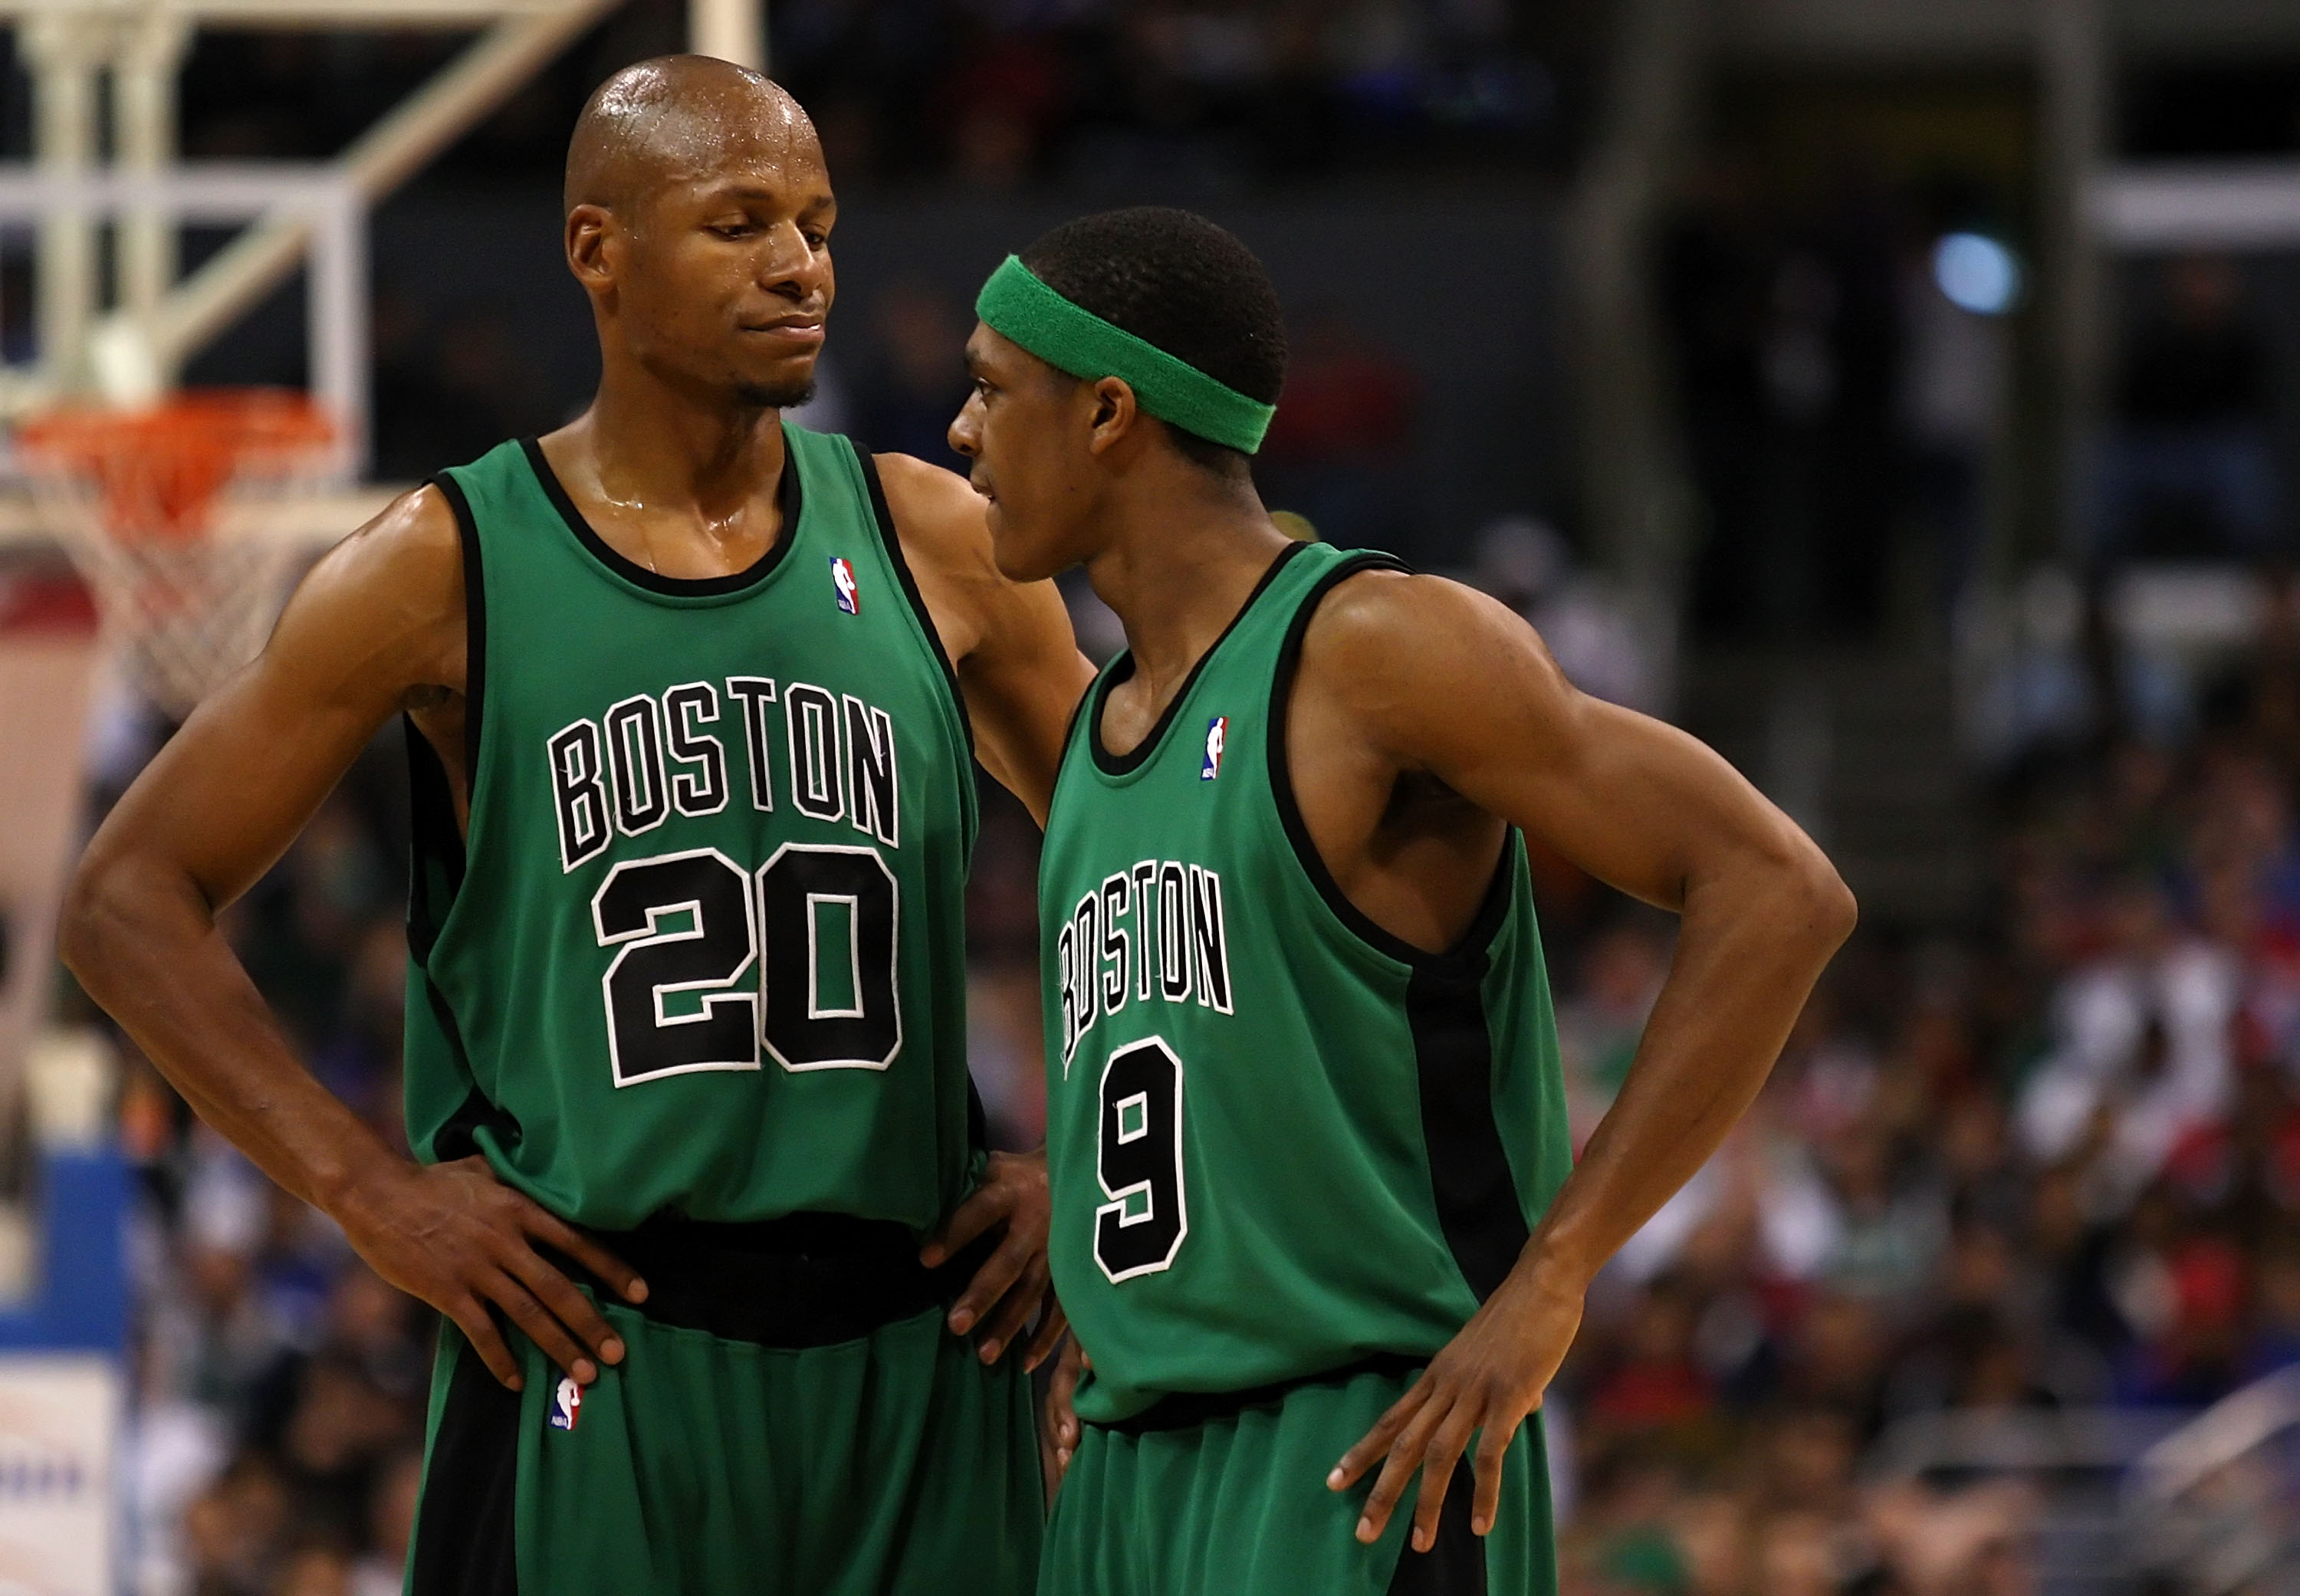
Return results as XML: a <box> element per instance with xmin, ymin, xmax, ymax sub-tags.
<box><xmin>1038</xmin><ymin>541</ymin><xmax>1574</xmax><ymax>1424</ymax></box>
<box><xmin>402</xmin><ymin>426</ymin><xmax>979</xmax><ymax>1233</ymax></box>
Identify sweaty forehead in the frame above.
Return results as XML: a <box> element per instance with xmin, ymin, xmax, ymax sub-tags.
<box><xmin>566</xmin><ymin>58</ymin><xmax>823</xmax><ymax>215</ymax></box>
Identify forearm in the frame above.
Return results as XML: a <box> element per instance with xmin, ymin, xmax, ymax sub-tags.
<box><xmin>62</xmin><ymin>852</ymin><xmax>402</xmax><ymax>1212</ymax></box>
<box><xmin>1520</xmin><ymin>855</ymin><xmax>1852</xmax><ymax>1289</ymax></box>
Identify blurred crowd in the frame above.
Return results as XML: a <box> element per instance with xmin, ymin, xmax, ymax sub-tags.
<box><xmin>1544</xmin><ymin>596</ymin><xmax>2300</xmax><ymax>1594</ymax></box>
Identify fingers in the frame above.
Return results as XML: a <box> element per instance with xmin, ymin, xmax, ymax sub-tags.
<box><xmin>945</xmin><ymin>1223</ymin><xmax>1024</xmax><ymax>1340</ymax></box>
<box><xmin>971</xmin><ymin>1254</ymin><xmax>1052</xmax><ymax>1363</ymax></box>
<box><xmin>481</xmin><ymin>1266</ymin><xmax>600</xmax><ymax>1386</ymax></box>
<box><xmin>1022</xmin><ymin>1299</ymin><xmax>1070</xmax><ymax>1373</ymax></box>
<box><xmin>1048</xmin><ymin>1397</ymin><xmax>1080</xmax><ymax>1463</ymax></box>
<box><xmin>1334</xmin><ymin>1389</ymin><xmax>1435</xmax><ymax>1555</ymax></box>
<box><xmin>499</xmin><ymin>1240</ymin><xmax>626</xmax><ymax>1375</ymax></box>
<box><xmin>1470</xmin><ymin>1424</ymin><xmax>1513</xmax><ymax>1537</ymax></box>
<box><xmin>1329</xmin><ymin>1380</ymin><xmax>1433</xmax><ymax>1491</ymax></box>
<box><xmin>447</xmin><ymin>1299</ymin><xmax>523</xmax><ymax>1391</ymax></box>
<box><xmin>1352</xmin><ymin>1417</ymin><xmax>1426</xmax><ymax>1555</ymax></box>
<box><xmin>1049</xmin><ymin>1336</ymin><xmax>1083</xmax><ymax>1404</ymax></box>
<box><xmin>524</xmin><ymin>1208</ymin><xmax>649</xmax><ymax>1306</ymax></box>
<box><xmin>1408</xmin><ymin>1408</ymin><xmax>1478</xmax><ymax>1554</ymax></box>
<box><xmin>922</xmin><ymin>1182</ymin><xmax>1009</xmax><ymax>1269</ymax></box>
<box><xmin>1045</xmin><ymin>1338</ymin><xmax>1083</xmax><ymax>1474</ymax></box>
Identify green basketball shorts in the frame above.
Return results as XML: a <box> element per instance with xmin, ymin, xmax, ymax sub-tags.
<box><xmin>405</xmin><ymin>1214</ymin><xmax>1042</xmax><ymax>1596</ymax></box>
<box><xmin>1040</xmin><ymin>1356</ymin><xmax>1556</xmax><ymax>1596</ymax></box>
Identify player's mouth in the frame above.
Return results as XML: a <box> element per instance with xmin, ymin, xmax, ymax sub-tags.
<box><xmin>968</xmin><ymin>471</ymin><xmax>995</xmax><ymax>503</ymax></box>
<box><xmin>741</xmin><ymin>319</ymin><xmax>826</xmax><ymax>348</ymax></box>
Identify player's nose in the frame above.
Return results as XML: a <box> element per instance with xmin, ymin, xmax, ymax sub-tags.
<box><xmin>757</xmin><ymin>222</ymin><xmax>830</xmax><ymax>301</ymax></box>
<box><xmin>948</xmin><ymin>393</ymin><xmax>982</xmax><ymax>458</ymax></box>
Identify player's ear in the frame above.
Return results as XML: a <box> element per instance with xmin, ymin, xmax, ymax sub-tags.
<box><xmin>1085</xmin><ymin>376</ymin><xmax>1140</xmax><ymax>457</ymax></box>
<box><xmin>565</xmin><ymin>203</ymin><xmax>618</xmax><ymax>295</ymax></box>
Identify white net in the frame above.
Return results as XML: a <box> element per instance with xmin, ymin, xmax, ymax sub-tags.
<box><xmin>18</xmin><ymin>396</ymin><xmax>342</xmax><ymax>719</ymax></box>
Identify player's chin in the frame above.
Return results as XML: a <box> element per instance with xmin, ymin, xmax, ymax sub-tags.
<box><xmin>985</xmin><ymin>511</ymin><xmax>1060</xmax><ymax>583</ymax></box>
<box><xmin>730</xmin><ymin>353</ymin><xmax>820</xmax><ymax>411</ymax></box>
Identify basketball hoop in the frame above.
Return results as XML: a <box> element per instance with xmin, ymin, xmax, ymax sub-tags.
<box><xmin>17</xmin><ymin>390</ymin><xmax>343</xmax><ymax>718</ymax></box>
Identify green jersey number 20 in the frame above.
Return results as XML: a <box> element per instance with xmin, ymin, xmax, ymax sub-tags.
<box><xmin>591</xmin><ymin>842</ymin><xmax>902</xmax><ymax>1086</ymax></box>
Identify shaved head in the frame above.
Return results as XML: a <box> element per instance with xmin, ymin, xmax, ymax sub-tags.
<box><xmin>564</xmin><ymin>54</ymin><xmax>819</xmax><ymax>218</ymax></box>
<box><xmin>561</xmin><ymin>56</ymin><xmax>836</xmax><ymax>413</ymax></box>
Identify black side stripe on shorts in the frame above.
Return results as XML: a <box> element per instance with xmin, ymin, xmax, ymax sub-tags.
<box><xmin>408</xmin><ymin>1330</ymin><xmax>520</xmax><ymax>1596</ymax></box>
<box><xmin>1385</xmin><ymin>1481</ymin><xmax>1487</xmax><ymax>1596</ymax></box>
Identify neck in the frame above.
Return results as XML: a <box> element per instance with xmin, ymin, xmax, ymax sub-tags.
<box><xmin>1085</xmin><ymin>466</ymin><xmax>1293</xmax><ymax>698</ymax></box>
<box><xmin>563</xmin><ymin>353</ymin><xmax>791</xmax><ymax>525</ymax></box>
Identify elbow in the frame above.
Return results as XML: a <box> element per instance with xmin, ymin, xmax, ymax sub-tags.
<box><xmin>1790</xmin><ymin>846</ymin><xmax>1858</xmax><ymax>954</ymax></box>
<box><xmin>58</xmin><ymin>849</ymin><xmax>140</xmax><ymax>997</ymax></box>
<box><xmin>56</xmin><ymin>858</ymin><xmax>108</xmax><ymax>987</ymax></box>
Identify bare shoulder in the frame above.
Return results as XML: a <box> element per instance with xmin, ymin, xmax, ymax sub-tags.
<box><xmin>267</xmin><ymin>482</ymin><xmax>468</xmax><ymax>699</ymax></box>
<box><xmin>1294</xmin><ymin>564</ymin><xmax>1585</xmax><ymax>775</ymax></box>
<box><xmin>1303</xmin><ymin>567</ymin><xmax>1556</xmax><ymax>698</ymax></box>
<box><xmin>310</xmin><ymin>481</ymin><xmax>464</xmax><ymax>601</ymax></box>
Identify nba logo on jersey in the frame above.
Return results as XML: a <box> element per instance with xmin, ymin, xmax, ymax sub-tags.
<box><xmin>549</xmin><ymin>1375</ymin><xmax>582</xmax><ymax>1432</ymax></box>
<box><xmin>1201</xmin><ymin>716</ymin><xmax>1228</xmax><ymax>780</ymax></box>
<box><xmin>830</xmin><ymin>556</ymin><xmax>861</xmax><ymax>615</ymax></box>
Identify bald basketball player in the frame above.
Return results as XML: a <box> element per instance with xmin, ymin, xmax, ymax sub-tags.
<box><xmin>64</xmin><ymin>58</ymin><xmax>1089</xmax><ymax>1594</ymax></box>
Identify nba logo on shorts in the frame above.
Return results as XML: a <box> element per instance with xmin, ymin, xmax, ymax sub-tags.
<box><xmin>830</xmin><ymin>556</ymin><xmax>861</xmax><ymax>615</ymax></box>
<box><xmin>549</xmin><ymin>1375</ymin><xmax>582</xmax><ymax>1432</ymax></box>
<box><xmin>1201</xmin><ymin>716</ymin><xmax>1228</xmax><ymax>781</ymax></box>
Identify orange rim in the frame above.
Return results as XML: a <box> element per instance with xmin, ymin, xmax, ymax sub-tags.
<box><xmin>18</xmin><ymin>389</ymin><xmax>337</xmax><ymax>543</ymax></box>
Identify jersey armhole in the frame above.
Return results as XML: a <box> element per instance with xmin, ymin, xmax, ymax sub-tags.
<box><xmin>853</xmin><ymin>445</ymin><xmax>977</xmax><ymax>764</ymax></box>
<box><xmin>406</xmin><ymin>473</ymin><xmax>484</xmax><ymax>969</ymax></box>
<box><xmin>1264</xmin><ymin>553</ymin><xmax>1517</xmax><ymax>974</ymax></box>
<box><xmin>429</xmin><ymin>471</ymin><xmax>486</xmax><ymax>781</ymax></box>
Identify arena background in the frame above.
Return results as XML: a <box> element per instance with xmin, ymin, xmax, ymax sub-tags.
<box><xmin>5</xmin><ymin>0</ymin><xmax>2300</xmax><ymax>1590</ymax></box>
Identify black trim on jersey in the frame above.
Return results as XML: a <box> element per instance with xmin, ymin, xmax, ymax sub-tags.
<box><xmin>853</xmin><ymin>445</ymin><xmax>975</xmax><ymax>760</ymax></box>
<box><xmin>429</xmin><ymin>471</ymin><xmax>487</xmax><ymax>779</ymax></box>
<box><xmin>1089</xmin><ymin>1350</ymin><xmax>1425</xmax><ymax>1436</ymax></box>
<box><xmin>1087</xmin><ymin>538</ymin><xmax>1310</xmax><ymax>777</ymax></box>
<box><xmin>519</xmin><ymin>433</ymin><xmax>800</xmax><ymax>598</ymax></box>
<box><xmin>1268</xmin><ymin>551</ymin><xmax>1431</xmax><ymax>969</ymax></box>
<box><xmin>1385</xmin><ymin>1483</ymin><xmax>1488</xmax><ymax>1596</ymax></box>
<box><xmin>1266</xmin><ymin>553</ymin><xmax>1519</xmax><ymax>973</ymax></box>
<box><xmin>1040</xmin><ymin>678</ymin><xmax>1100</xmax><ymax>836</ymax></box>
<box><xmin>407</xmin><ymin>1329</ymin><xmax>520</xmax><ymax>1596</ymax></box>
<box><xmin>403</xmin><ymin>721</ymin><xmax>465</xmax><ymax>964</ymax></box>
<box><xmin>1054</xmin><ymin>666</ymin><xmax>1095</xmax><ymax>771</ymax></box>
<box><xmin>422</xmin><ymin>980</ymin><xmax>523</xmax><ymax>1163</ymax></box>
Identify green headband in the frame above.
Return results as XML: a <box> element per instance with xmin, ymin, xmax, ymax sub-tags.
<box><xmin>974</xmin><ymin>255</ymin><xmax>1276</xmax><ymax>455</ymax></box>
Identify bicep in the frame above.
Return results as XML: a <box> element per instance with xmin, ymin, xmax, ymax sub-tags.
<box><xmin>1448</xmin><ymin>691</ymin><xmax>1796</xmax><ymax>911</ymax></box>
